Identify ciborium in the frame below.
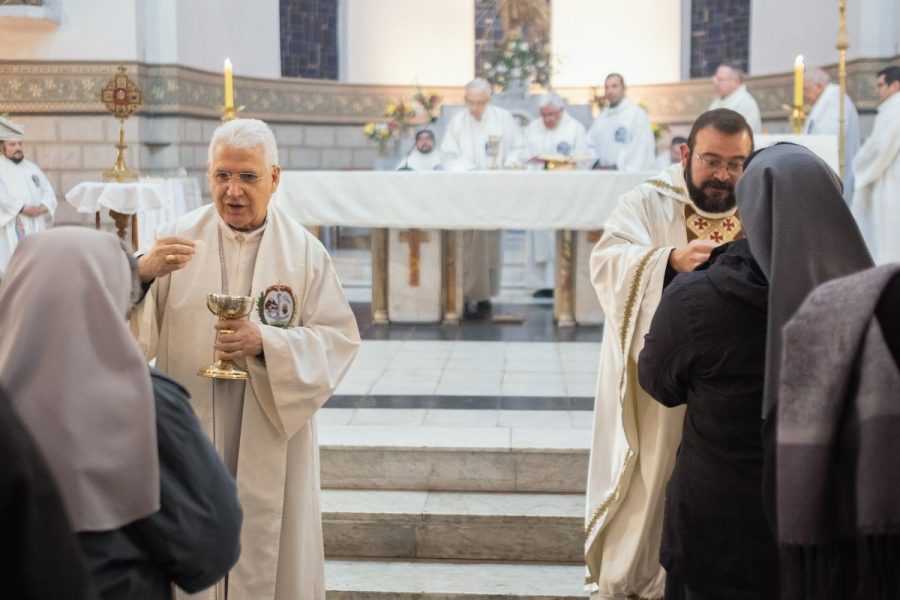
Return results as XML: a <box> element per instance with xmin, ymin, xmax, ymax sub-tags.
<box><xmin>197</xmin><ymin>293</ymin><xmax>255</xmax><ymax>380</ymax></box>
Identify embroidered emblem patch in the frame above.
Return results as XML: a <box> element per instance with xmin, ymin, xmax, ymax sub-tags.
<box><xmin>614</xmin><ymin>126</ymin><xmax>628</xmax><ymax>143</ymax></box>
<box><xmin>256</xmin><ymin>284</ymin><xmax>297</xmax><ymax>328</ymax></box>
<box><xmin>31</xmin><ymin>174</ymin><xmax>40</xmax><ymax>187</ymax></box>
<box><xmin>556</xmin><ymin>141</ymin><xmax>572</xmax><ymax>156</ymax></box>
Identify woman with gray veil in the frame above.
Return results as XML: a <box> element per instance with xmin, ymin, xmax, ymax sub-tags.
<box><xmin>736</xmin><ymin>143</ymin><xmax>874</xmax><ymax>596</ymax></box>
<box><xmin>0</xmin><ymin>227</ymin><xmax>242</xmax><ymax>599</ymax></box>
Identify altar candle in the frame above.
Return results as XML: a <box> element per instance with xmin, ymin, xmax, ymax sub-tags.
<box><xmin>224</xmin><ymin>58</ymin><xmax>234</xmax><ymax>108</ymax></box>
<box><xmin>793</xmin><ymin>55</ymin><xmax>804</xmax><ymax>108</ymax></box>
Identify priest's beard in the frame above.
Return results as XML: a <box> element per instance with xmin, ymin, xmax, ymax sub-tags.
<box><xmin>9</xmin><ymin>153</ymin><xmax>23</xmax><ymax>164</ymax></box>
<box><xmin>684</xmin><ymin>160</ymin><xmax>736</xmax><ymax>214</ymax></box>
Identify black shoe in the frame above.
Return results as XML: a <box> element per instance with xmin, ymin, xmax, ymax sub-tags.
<box><xmin>532</xmin><ymin>288</ymin><xmax>554</xmax><ymax>299</ymax></box>
<box><xmin>476</xmin><ymin>300</ymin><xmax>493</xmax><ymax>313</ymax></box>
<box><xmin>464</xmin><ymin>301</ymin><xmax>486</xmax><ymax>320</ymax></box>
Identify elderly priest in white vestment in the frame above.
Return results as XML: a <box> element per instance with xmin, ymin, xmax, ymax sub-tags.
<box><xmin>803</xmin><ymin>67</ymin><xmax>861</xmax><ymax>202</ymax></box>
<box><xmin>441</xmin><ymin>77</ymin><xmax>526</xmax><ymax>319</ymax></box>
<box><xmin>587</xmin><ymin>73</ymin><xmax>656</xmax><ymax>172</ymax></box>
<box><xmin>133</xmin><ymin>118</ymin><xmax>360</xmax><ymax>600</ymax></box>
<box><xmin>0</xmin><ymin>116</ymin><xmax>57</xmax><ymax>278</ymax></box>
<box><xmin>522</xmin><ymin>91</ymin><xmax>588</xmax><ymax>296</ymax></box>
<box><xmin>585</xmin><ymin>108</ymin><xmax>753</xmax><ymax>598</ymax></box>
<box><xmin>852</xmin><ymin>65</ymin><xmax>900</xmax><ymax>264</ymax></box>
<box><xmin>708</xmin><ymin>63</ymin><xmax>762</xmax><ymax>134</ymax></box>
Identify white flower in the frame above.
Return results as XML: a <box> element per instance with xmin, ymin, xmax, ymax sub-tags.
<box><xmin>510</xmin><ymin>67</ymin><xmax>522</xmax><ymax>78</ymax></box>
<box><xmin>536</xmin><ymin>61</ymin><xmax>546</xmax><ymax>68</ymax></box>
<box><xmin>483</xmin><ymin>61</ymin><xmax>492</xmax><ymax>70</ymax></box>
<box><xmin>519</xmin><ymin>41</ymin><xmax>529</xmax><ymax>52</ymax></box>
<box><xmin>503</xmin><ymin>49</ymin><xmax>513</xmax><ymax>58</ymax></box>
<box><xmin>507</xmin><ymin>40</ymin><xmax>517</xmax><ymax>51</ymax></box>
<box><xmin>496</xmin><ymin>63</ymin><xmax>508</xmax><ymax>73</ymax></box>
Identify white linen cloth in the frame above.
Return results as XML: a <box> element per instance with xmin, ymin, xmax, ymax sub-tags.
<box><xmin>275</xmin><ymin>171</ymin><xmax>651</xmax><ymax>230</ymax></box>
<box><xmin>65</xmin><ymin>180</ymin><xmax>168</xmax><ymax>215</ymax></box>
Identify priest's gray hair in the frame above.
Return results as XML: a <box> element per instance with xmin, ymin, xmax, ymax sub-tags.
<box><xmin>719</xmin><ymin>63</ymin><xmax>746</xmax><ymax>81</ymax></box>
<box><xmin>208</xmin><ymin>118</ymin><xmax>279</xmax><ymax>166</ymax></box>
<box><xmin>539</xmin><ymin>92</ymin><xmax>566</xmax><ymax>110</ymax></box>
<box><xmin>805</xmin><ymin>68</ymin><xmax>831</xmax><ymax>86</ymax></box>
<box><xmin>465</xmin><ymin>78</ymin><xmax>493</xmax><ymax>97</ymax></box>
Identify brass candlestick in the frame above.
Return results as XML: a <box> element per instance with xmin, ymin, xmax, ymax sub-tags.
<box><xmin>837</xmin><ymin>0</ymin><xmax>849</xmax><ymax>179</ymax></box>
<box><xmin>221</xmin><ymin>104</ymin><xmax>246</xmax><ymax>122</ymax></box>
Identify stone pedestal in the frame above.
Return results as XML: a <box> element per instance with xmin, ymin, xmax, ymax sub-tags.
<box><xmin>574</xmin><ymin>230</ymin><xmax>604</xmax><ymax>326</ymax></box>
<box><xmin>387</xmin><ymin>228</ymin><xmax>442</xmax><ymax>323</ymax></box>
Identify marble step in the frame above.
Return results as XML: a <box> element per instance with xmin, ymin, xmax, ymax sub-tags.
<box><xmin>322</xmin><ymin>489</ymin><xmax>583</xmax><ymax>562</ymax></box>
<box><xmin>319</xmin><ymin>424</ymin><xmax>590</xmax><ymax>493</ymax></box>
<box><xmin>325</xmin><ymin>559</ymin><xmax>588</xmax><ymax>599</ymax></box>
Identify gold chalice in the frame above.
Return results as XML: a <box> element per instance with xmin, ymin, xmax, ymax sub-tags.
<box><xmin>197</xmin><ymin>293</ymin><xmax>255</xmax><ymax>380</ymax></box>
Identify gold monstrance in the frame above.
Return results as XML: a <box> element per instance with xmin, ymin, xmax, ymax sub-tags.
<box><xmin>100</xmin><ymin>65</ymin><xmax>142</xmax><ymax>182</ymax></box>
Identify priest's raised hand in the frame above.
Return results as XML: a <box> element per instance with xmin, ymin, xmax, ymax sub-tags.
<box><xmin>137</xmin><ymin>235</ymin><xmax>197</xmax><ymax>282</ymax></box>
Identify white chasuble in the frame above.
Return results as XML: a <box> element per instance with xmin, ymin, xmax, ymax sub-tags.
<box><xmin>587</xmin><ymin>97</ymin><xmax>657</xmax><ymax>173</ymax></box>
<box><xmin>0</xmin><ymin>157</ymin><xmax>56</xmax><ymax>276</ymax></box>
<box><xmin>135</xmin><ymin>203</ymin><xmax>360</xmax><ymax>600</ymax></box>
<box><xmin>708</xmin><ymin>83</ymin><xmax>762</xmax><ymax>133</ymax></box>
<box><xmin>585</xmin><ymin>164</ymin><xmax>739</xmax><ymax>599</ymax></box>
<box><xmin>803</xmin><ymin>83</ymin><xmax>861</xmax><ymax>201</ymax></box>
<box><xmin>852</xmin><ymin>92</ymin><xmax>900</xmax><ymax>264</ymax></box>
<box><xmin>441</xmin><ymin>104</ymin><xmax>526</xmax><ymax>302</ymax></box>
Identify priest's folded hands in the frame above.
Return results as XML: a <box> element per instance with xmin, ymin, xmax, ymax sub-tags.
<box><xmin>137</xmin><ymin>235</ymin><xmax>197</xmax><ymax>282</ymax></box>
<box><xmin>214</xmin><ymin>318</ymin><xmax>264</xmax><ymax>359</ymax></box>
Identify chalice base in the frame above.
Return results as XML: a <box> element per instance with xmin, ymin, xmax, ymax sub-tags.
<box><xmin>198</xmin><ymin>359</ymin><xmax>251</xmax><ymax>380</ymax></box>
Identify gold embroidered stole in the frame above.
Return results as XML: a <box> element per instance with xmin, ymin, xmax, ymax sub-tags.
<box><xmin>684</xmin><ymin>205</ymin><xmax>744</xmax><ymax>243</ymax></box>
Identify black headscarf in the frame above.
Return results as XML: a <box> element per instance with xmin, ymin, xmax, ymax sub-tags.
<box><xmin>736</xmin><ymin>143</ymin><xmax>874</xmax><ymax>418</ymax></box>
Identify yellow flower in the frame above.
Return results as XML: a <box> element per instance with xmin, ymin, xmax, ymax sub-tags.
<box><xmin>363</xmin><ymin>122</ymin><xmax>375</xmax><ymax>136</ymax></box>
<box><xmin>385</xmin><ymin>102</ymin><xmax>397</xmax><ymax>116</ymax></box>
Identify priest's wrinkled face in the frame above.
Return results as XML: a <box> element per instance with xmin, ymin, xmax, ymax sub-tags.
<box><xmin>712</xmin><ymin>65</ymin><xmax>740</xmax><ymax>98</ymax></box>
<box><xmin>465</xmin><ymin>89</ymin><xmax>490</xmax><ymax>121</ymax></box>
<box><xmin>2</xmin><ymin>140</ymin><xmax>24</xmax><ymax>164</ymax></box>
<box><xmin>681</xmin><ymin>126</ymin><xmax>751</xmax><ymax>214</ymax></box>
<box><xmin>209</xmin><ymin>143</ymin><xmax>281</xmax><ymax>232</ymax></box>
<box><xmin>539</xmin><ymin>105</ymin><xmax>563</xmax><ymax>130</ymax></box>
<box><xmin>604</xmin><ymin>75</ymin><xmax>624</xmax><ymax>107</ymax></box>
<box><xmin>415</xmin><ymin>130</ymin><xmax>435</xmax><ymax>154</ymax></box>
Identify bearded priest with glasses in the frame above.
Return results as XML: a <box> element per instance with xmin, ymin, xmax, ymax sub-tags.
<box><xmin>583</xmin><ymin>108</ymin><xmax>753</xmax><ymax>599</ymax></box>
<box><xmin>132</xmin><ymin>118</ymin><xmax>360</xmax><ymax>600</ymax></box>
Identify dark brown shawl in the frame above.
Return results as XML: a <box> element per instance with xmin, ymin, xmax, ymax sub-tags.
<box><xmin>778</xmin><ymin>263</ymin><xmax>900</xmax><ymax>599</ymax></box>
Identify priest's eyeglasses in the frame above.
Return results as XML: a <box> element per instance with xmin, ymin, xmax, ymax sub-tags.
<box><xmin>213</xmin><ymin>171</ymin><xmax>264</xmax><ymax>186</ymax></box>
<box><xmin>693</xmin><ymin>153</ymin><xmax>745</xmax><ymax>176</ymax></box>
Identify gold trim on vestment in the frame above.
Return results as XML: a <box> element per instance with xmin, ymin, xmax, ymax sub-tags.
<box><xmin>645</xmin><ymin>178</ymin><xmax>687</xmax><ymax>199</ymax></box>
<box><xmin>585</xmin><ymin>247</ymin><xmax>658</xmax><ymax>544</ymax></box>
<box><xmin>618</xmin><ymin>248</ymin><xmax>658</xmax><ymax>355</ymax></box>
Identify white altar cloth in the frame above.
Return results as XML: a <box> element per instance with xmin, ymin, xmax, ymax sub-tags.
<box><xmin>275</xmin><ymin>171</ymin><xmax>652</xmax><ymax>230</ymax></box>
<box><xmin>65</xmin><ymin>181</ymin><xmax>168</xmax><ymax>215</ymax></box>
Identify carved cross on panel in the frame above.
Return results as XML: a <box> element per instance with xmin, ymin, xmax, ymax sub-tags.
<box><xmin>399</xmin><ymin>228</ymin><xmax>429</xmax><ymax>287</ymax></box>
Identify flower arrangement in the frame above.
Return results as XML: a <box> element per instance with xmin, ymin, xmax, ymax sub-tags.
<box><xmin>362</xmin><ymin>99</ymin><xmax>419</xmax><ymax>156</ymax></box>
<box><xmin>479</xmin><ymin>33</ymin><xmax>552</xmax><ymax>93</ymax></box>
<box><xmin>413</xmin><ymin>86</ymin><xmax>442</xmax><ymax>123</ymax></box>
<box><xmin>384</xmin><ymin>99</ymin><xmax>417</xmax><ymax>136</ymax></box>
<box><xmin>362</xmin><ymin>122</ymin><xmax>396</xmax><ymax>156</ymax></box>
<box><xmin>589</xmin><ymin>86</ymin><xmax>608</xmax><ymax>112</ymax></box>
